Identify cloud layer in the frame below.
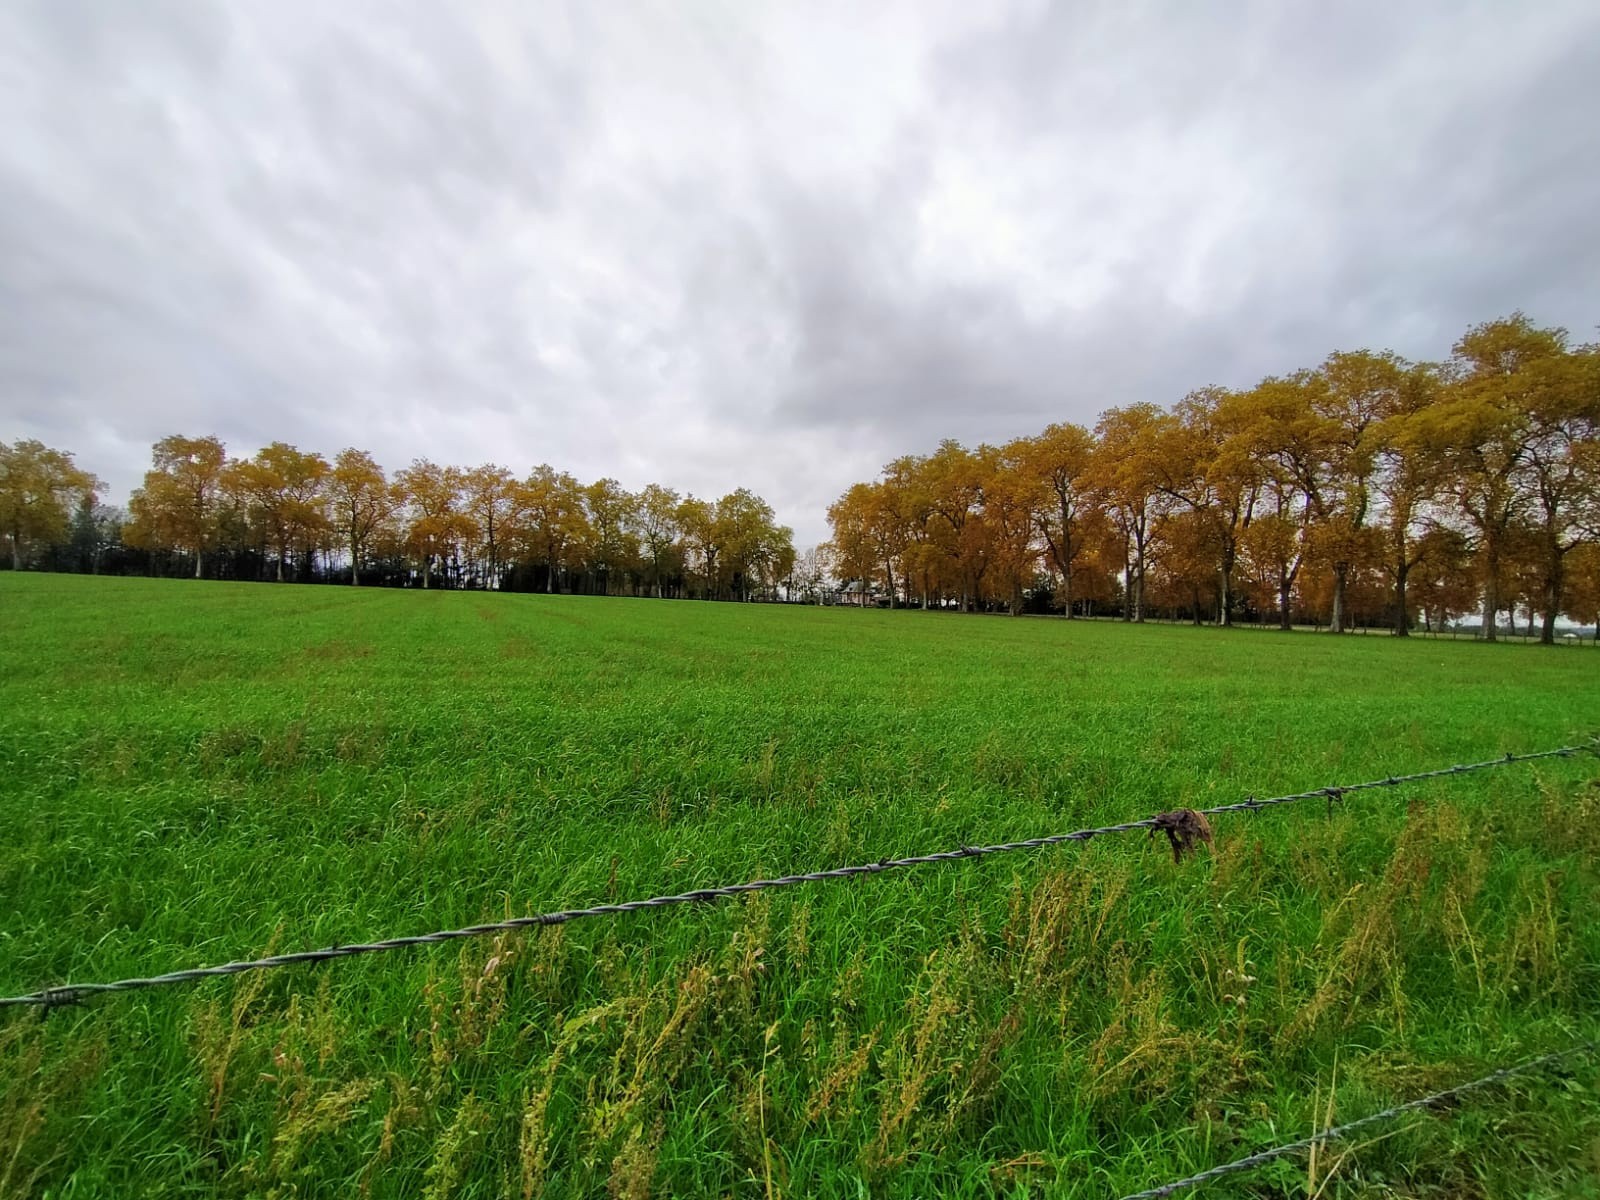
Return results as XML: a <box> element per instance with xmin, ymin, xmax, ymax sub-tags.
<box><xmin>3</xmin><ymin>0</ymin><xmax>1598</xmax><ymax>543</ymax></box>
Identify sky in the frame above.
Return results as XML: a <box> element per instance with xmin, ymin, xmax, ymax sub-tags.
<box><xmin>2</xmin><ymin>1</ymin><xmax>1598</xmax><ymax>546</ymax></box>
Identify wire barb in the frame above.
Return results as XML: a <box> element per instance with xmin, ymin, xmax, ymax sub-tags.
<box><xmin>1118</xmin><ymin>1039</ymin><xmax>1599</xmax><ymax>1199</ymax></box>
<box><xmin>0</xmin><ymin>741</ymin><xmax>1587</xmax><ymax>1010</ymax></box>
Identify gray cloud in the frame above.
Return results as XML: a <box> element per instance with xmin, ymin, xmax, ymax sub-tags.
<box><xmin>2</xmin><ymin>0</ymin><xmax>1597</xmax><ymax>545</ymax></box>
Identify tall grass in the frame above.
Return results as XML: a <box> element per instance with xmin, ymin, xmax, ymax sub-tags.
<box><xmin>1</xmin><ymin>574</ymin><xmax>1597</xmax><ymax>1197</ymax></box>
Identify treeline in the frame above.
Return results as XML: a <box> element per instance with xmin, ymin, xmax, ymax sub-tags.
<box><xmin>0</xmin><ymin>437</ymin><xmax>796</xmax><ymax>600</ymax></box>
<box><xmin>827</xmin><ymin>314</ymin><xmax>1600</xmax><ymax>642</ymax></box>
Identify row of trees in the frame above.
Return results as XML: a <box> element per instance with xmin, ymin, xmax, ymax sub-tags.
<box><xmin>827</xmin><ymin>315</ymin><xmax>1600</xmax><ymax>642</ymax></box>
<box><xmin>1</xmin><ymin>436</ymin><xmax>796</xmax><ymax>600</ymax></box>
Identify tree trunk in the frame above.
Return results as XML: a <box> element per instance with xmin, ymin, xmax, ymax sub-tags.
<box><xmin>1061</xmin><ymin>563</ymin><xmax>1073</xmax><ymax>620</ymax></box>
<box><xmin>1121</xmin><ymin>537</ymin><xmax>1133</xmax><ymax>622</ymax></box>
<box><xmin>1278</xmin><ymin>577</ymin><xmax>1293</xmax><ymax>630</ymax></box>
<box><xmin>1541</xmin><ymin>554</ymin><xmax>1563</xmax><ymax>645</ymax></box>
<box><xmin>9</xmin><ymin>536</ymin><xmax>20</xmax><ymax>572</ymax></box>
<box><xmin>422</xmin><ymin>555</ymin><xmax>432</xmax><ymax>589</ymax></box>
<box><xmin>1330</xmin><ymin>563</ymin><xmax>1349</xmax><ymax>633</ymax></box>
<box><xmin>1480</xmin><ymin>551</ymin><xmax>1498</xmax><ymax>641</ymax></box>
<box><xmin>1393</xmin><ymin>562</ymin><xmax>1410</xmax><ymax>636</ymax></box>
<box><xmin>194</xmin><ymin>548</ymin><xmax>203</xmax><ymax>579</ymax></box>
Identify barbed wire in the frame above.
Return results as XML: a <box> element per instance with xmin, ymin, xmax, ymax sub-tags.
<box><xmin>1119</xmin><ymin>1038</ymin><xmax>1599</xmax><ymax>1199</ymax></box>
<box><xmin>0</xmin><ymin>742</ymin><xmax>1588</xmax><ymax>1010</ymax></box>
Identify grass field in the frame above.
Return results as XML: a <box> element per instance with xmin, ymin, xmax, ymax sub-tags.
<box><xmin>2</xmin><ymin>573</ymin><xmax>1599</xmax><ymax>1199</ymax></box>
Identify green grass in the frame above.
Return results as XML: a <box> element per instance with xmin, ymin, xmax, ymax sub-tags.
<box><xmin>2</xmin><ymin>573</ymin><xmax>1599</xmax><ymax>1199</ymax></box>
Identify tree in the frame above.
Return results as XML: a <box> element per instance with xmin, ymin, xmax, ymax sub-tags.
<box><xmin>1520</xmin><ymin>343</ymin><xmax>1600</xmax><ymax>642</ymax></box>
<box><xmin>922</xmin><ymin>440</ymin><xmax>987</xmax><ymax>611</ymax></box>
<box><xmin>458</xmin><ymin>464</ymin><xmax>522</xmax><ymax>588</ymax></box>
<box><xmin>222</xmin><ymin>443</ymin><xmax>330</xmax><ymax>582</ymax></box>
<box><xmin>584</xmin><ymin>478</ymin><xmax>641</xmax><ymax>595</ymax></box>
<box><xmin>1180</xmin><ymin>389</ymin><xmax>1263</xmax><ymax>625</ymax></box>
<box><xmin>633</xmin><ymin>484</ymin><xmax>682</xmax><ymax>598</ymax></box>
<box><xmin>0</xmin><ymin>440</ymin><xmax>99</xmax><ymax>570</ymax></box>
<box><xmin>1093</xmin><ymin>405</ymin><xmax>1168</xmax><ymax>622</ymax></box>
<box><xmin>1420</xmin><ymin>314</ymin><xmax>1568</xmax><ymax>641</ymax></box>
<box><xmin>981</xmin><ymin>444</ymin><xmax>1038</xmax><ymax>616</ymax></box>
<box><xmin>1408</xmin><ymin>526</ymin><xmax>1476</xmax><ymax>632</ymax></box>
<box><xmin>1016</xmin><ymin>423</ymin><xmax>1095</xmax><ymax>618</ymax></box>
<box><xmin>1560</xmin><ymin>541</ymin><xmax>1600</xmax><ymax>634</ymax></box>
<box><xmin>1239</xmin><ymin>507</ymin><xmax>1303</xmax><ymax>627</ymax></box>
<box><xmin>395</xmin><ymin>460</ymin><xmax>469</xmax><ymax>588</ymax></box>
<box><xmin>698</xmin><ymin>488</ymin><xmax>794</xmax><ymax>603</ymax></box>
<box><xmin>1371</xmin><ymin>363</ymin><xmax>1447</xmax><ymax>635</ymax></box>
<box><xmin>126</xmin><ymin>435</ymin><xmax>227</xmax><ymax>578</ymax></box>
<box><xmin>827</xmin><ymin>483</ymin><xmax>887</xmax><ymax>603</ymax></box>
<box><xmin>519</xmin><ymin>465</ymin><xmax>589</xmax><ymax>593</ymax></box>
<box><xmin>1223</xmin><ymin>376</ymin><xmax>1333</xmax><ymax>629</ymax></box>
<box><xmin>676</xmin><ymin>495</ymin><xmax>723</xmax><ymax>598</ymax></box>
<box><xmin>67</xmin><ymin>494</ymin><xmax>123</xmax><ymax>574</ymax></box>
<box><xmin>1314</xmin><ymin>350</ymin><xmax>1404</xmax><ymax>632</ymax></box>
<box><xmin>328</xmin><ymin>449</ymin><xmax>395</xmax><ymax>586</ymax></box>
<box><xmin>792</xmin><ymin>543</ymin><xmax>835</xmax><ymax>603</ymax></box>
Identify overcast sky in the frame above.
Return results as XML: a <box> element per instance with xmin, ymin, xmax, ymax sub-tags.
<box><xmin>3</xmin><ymin>1</ymin><xmax>1598</xmax><ymax>545</ymax></box>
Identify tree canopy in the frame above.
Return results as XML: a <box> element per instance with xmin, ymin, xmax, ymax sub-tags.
<box><xmin>826</xmin><ymin>314</ymin><xmax>1600</xmax><ymax>641</ymax></box>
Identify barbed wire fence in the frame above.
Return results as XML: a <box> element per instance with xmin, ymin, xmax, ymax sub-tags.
<box><xmin>1120</xmin><ymin>1039</ymin><xmax>1599</xmax><ymax>1199</ymax></box>
<box><xmin>1</xmin><ymin>742</ymin><xmax>1589</xmax><ymax>1010</ymax></box>
<box><xmin>4</xmin><ymin>740</ymin><xmax>1597</xmax><ymax>1194</ymax></box>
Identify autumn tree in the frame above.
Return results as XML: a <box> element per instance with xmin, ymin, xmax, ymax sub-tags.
<box><xmin>826</xmin><ymin>478</ymin><xmax>909</xmax><ymax>605</ymax></box>
<box><xmin>1223</xmin><ymin>376</ymin><xmax>1338</xmax><ymax>628</ymax></box>
<box><xmin>395</xmin><ymin>459</ymin><xmax>468</xmax><ymax>588</ymax></box>
<box><xmin>1519</xmin><ymin>342</ymin><xmax>1600</xmax><ymax>641</ymax></box>
<box><xmin>0</xmin><ymin>440</ymin><xmax>99</xmax><ymax>570</ymax></box>
<box><xmin>458</xmin><ymin>464</ymin><xmax>522</xmax><ymax>587</ymax></box>
<box><xmin>327</xmin><ymin>449</ymin><xmax>395</xmax><ymax>586</ymax></box>
<box><xmin>632</xmin><ymin>484</ymin><xmax>682</xmax><ymax>598</ymax></box>
<box><xmin>1016</xmin><ymin>422</ymin><xmax>1095</xmax><ymax>618</ymax></box>
<box><xmin>922</xmin><ymin>440</ymin><xmax>988</xmax><ymax>611</ymax></box>
<box><xmin>1370</xmin><ymin>363</ymin><xmax>1446</xmax><ymax>634</ymax></box>
<box><xmin>519</xmin><ymin>465</ymin><xmax>589</xmax><ymax>593</ymax></box>
<box><xmin>1406</xmin><ymin>526</ymin><xmax>1476</xmax><ymax>631</ymax></box>
<box><xmin>584</xmin><ymin>478</ymin><xmax>641</xmax><ymax>595</ymax></box>
<box><xmin>1093</xmin><ymin>405</ymin><xmax>1168</xmax><ymax>621</ymax></box>
<box><xmin>1420</xmin><ymin>315</ymin><xmax>1567</xmax><ymax>640</ymax></box>
<box><xmin>223</xmin><ymin>443</ymin><xmax>330</xmax><ymax>582</ymax></box>
<box><xmin>826</xmin><ymin>483</ymin><xmax>881</xmax><ymax>598</ymax></box>
<box><xmin>1135</xmin><ymin>388</ymin><xmax>1259</xmax><ymax>625</ymax></box>
<box><xmin>676</xmin><ymin>495</ymin><xmax>723</xmax><ymax>598</ymax></box>
<box><xmin>1313</xmin><ymin>351</ymin><xmax>1403</xmax><ymax>632</ymax></box>
<box><xmin>1560</xmin><ymin>541</ymin><xmax>1600</xmax><ymax>635</ymax></box>
<box><xmin>982</xmin><ymin>443</ymin><xmax>1039</xmax><ymax>615</ymax></box>
<box><xmin>125</xmin><ymin>436</ymin><xmax>228</xmax><ymax>578</ymax></box>
<box><xmin>716</xmin><ymin>488</ymin><xmax>793</xmax><ymax>601</ymax></box>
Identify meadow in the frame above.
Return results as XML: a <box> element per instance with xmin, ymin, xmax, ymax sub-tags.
<box><xmin>2</xmin><ymin>573</ymin><xmax>1598</xmax><ymax>1199</ymax></box>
